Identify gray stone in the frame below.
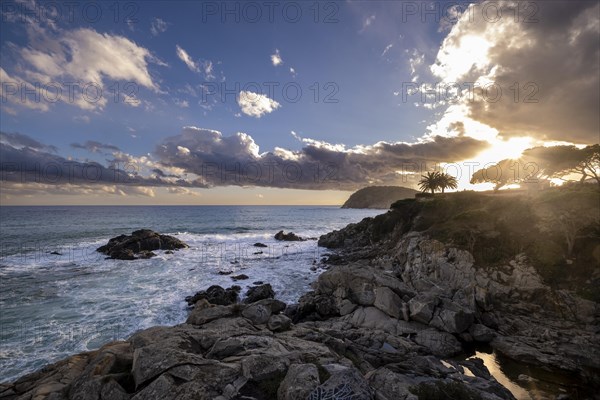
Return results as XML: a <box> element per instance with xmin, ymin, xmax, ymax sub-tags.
<box><xmin>307</xmin><ymin>368</ymin><xmax>374</xmax><ymax>400</ymax></box>
<box><xmin>414</xmin><ymin>329</ymin><xmax>462</xmax><ymax>357</ymax></box>
<box><xmin>267</xmin><ymin>314</ymin><xmax>292</xmax><ymax>332</ymax></box>
<box><xmin>374</xmin><ymin>286</ymin><xmax>403</xmax><ymax>319</ymax></box>
<box><xmin>242</xmin><ymin>303</ymin><xmax>271</xmax><ymax>325</ymax></box>
<box><xmin>277</xmin><ymin>363</ymin><xmax>320</xmax><ymax>400</ymax></box>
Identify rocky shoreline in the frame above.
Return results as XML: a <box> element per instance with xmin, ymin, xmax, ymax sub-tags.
<box><xmin>2</xmin><ymin>205</ymin><xmax>599</xmax><ymax>399</ymax></box>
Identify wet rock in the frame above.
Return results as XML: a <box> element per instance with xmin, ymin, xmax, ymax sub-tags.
<box><xmin>274</xmin><ymin>231</ymin><xmax>305</xmax><ymax>241</ymax></box>
<box><xmin>185</xmin><ymin>285</ymin><xmax>241</xmax><ymax>306</ymax></box>
<box><xmin>469</xmin><ymin>324</ymin><xmax>496</xmax><ymax>342</ymax></box>
<box><xmin>253</xmin><ymin>243</ymin><xmax>268</xmax><ymax>247</ymax></box>
<box><xmin>231</xmin><ymin>274</ymin><xmax>249</xmax><ymax>281</ymax></box>
<box><xmin>244</xmin><ymin>284</ymin><xmax>275</xmax><ymax>303</ymax></box>
<box><xmin>97</xmin><ymin>229</ymin><xmax>187</xmax><ymax>260</ymax></box>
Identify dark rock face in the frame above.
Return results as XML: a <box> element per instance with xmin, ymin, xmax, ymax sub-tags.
<box><xmin>244</xmin><ymin>284</ymin><xmax>275</xmax><ymax>303</ymax></box>
<box><xmin>274</xmin><ymin>231</ymin><xmax>305</xmax><ymax>241</ymax></box>
<box><xmin>96</xmin><ymin>229</ymin><xmax>188</xmax><ymax>260</ymax></box>
<box><xmin>185</xmin><ymin>285</ymin><xmax>241</xmax><ymax>306</ymax></box>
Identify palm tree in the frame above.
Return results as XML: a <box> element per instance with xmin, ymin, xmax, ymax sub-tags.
<box><xmin>419</xmin><ymin>171</ymin><xmax>440</xmax><ymax>194</ymax></box>
<box><xmin>437</xmin><ymin>172</ymin><xmax>458</xmax><ymax>193</ymax></box>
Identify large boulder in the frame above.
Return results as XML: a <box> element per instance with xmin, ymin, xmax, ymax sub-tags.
<box><xmin>278</xmin><ymin>363</ymin><xmax>320</xmax><ymax>400</ymax></box>
<box><xmin>374</xmin><ymin>286</ymin><xmax>404</xmax><ymax>319</ymax></box>
<box><xmin>244</xmin><ymin>284</ymin><xmax>275</xmax><ymax>303</ymax></box>
<box><xmin>414</xmin><ymin>329</ymin><xmax>462</xmax><ymax>357</ymax></box>
<box><xmin>97</xmin><ymin>229</ymin><xmax>187</xmax><ymax>260</ymax></box>
<box><xmin>185</xmin><ymin>285</ymin><xmax>241</xmax><ymax>306</ymax></box>
<box><xmin>274</xmin><ymin>231</ymin><xmax>305</xmax><ymax>241</ymax></box>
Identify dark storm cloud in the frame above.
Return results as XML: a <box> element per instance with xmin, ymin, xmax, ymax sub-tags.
<box><xmin>70</xmin><ymin>141</ymin><xmax>121</xmax><ymax>154</ymax></box>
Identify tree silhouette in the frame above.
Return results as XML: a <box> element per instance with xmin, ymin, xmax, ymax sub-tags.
<box><xmin>419</xmin><ymin>171</ymin><xmax>458</xmax><ymax>194</ymax></box>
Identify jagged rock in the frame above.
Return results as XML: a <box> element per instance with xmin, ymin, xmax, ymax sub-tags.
<box><xmin>308</xmin><ymin>368</ymin><xmax>374</xmax><ymax>400</ymax></box>
<box><xmin>278</xmin><ymin>363</ymin><xmax>320</xmax><ymax>400</ymax></box>
<box><xmin>96</xmin><ymin>229</ymin><xmax>187</xmax><ymax>260</ymax></box>
<box><xmin>185</xmin><ymin>285</ymin><xmax>241</xmax><ymax>306</ymax></box>
<box><xmin>414</xmin><ymin>329</ymin><xmax>462</xmax><ymax>357</ymax></box>
<box><xmin>274</xmin><ymin>230</ymin><xmax>305</xmax><ymax>241</ymax></box>
<box><xmin>429</xmin><ymin>300</ymin><xmax>474</xmax><ymax>334</ymax></box>
<box><xmin>374</xmin><ymin>286</ymin><xmax>403</xmax><ymax>319</ymax></box>
<box><xmin>408</xmin><ymin>295</ymin><xmax>438</xmax><ymax>324</ymax></box>
<box><xmin>244</xmin><ymin>284</ymin><xmax>275</xmax><ymax>303</ymax></box>
<box><xmin>231</xmin><ymin>274</ymin><xmax>249</xmax><ymax>281</ymax></box>
<box><xmin>469</xmin><ymin>324</ymin><xmax>496</xmax><ymax>342</ymax></box>
<box><xmin>253</xmin><ymin>242</ymin><xmax>268</xmax><ymax>247</ymax></box>
<box><xmin>241</xmin><ymin>354</ymin><xmax>290</xmax><ymax>381</ymax></box>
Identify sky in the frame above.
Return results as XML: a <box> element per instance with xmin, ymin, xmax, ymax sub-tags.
<box><xmin>0</xmin><ymin>0</ymin><xmax>598</xmax><ymax>205</ymax></box>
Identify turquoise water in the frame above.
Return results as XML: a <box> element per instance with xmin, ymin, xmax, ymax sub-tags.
<box><xmin>0</xmin><ymin>205</ymin><xmax>383</xmax><ymax>382</ymax></box>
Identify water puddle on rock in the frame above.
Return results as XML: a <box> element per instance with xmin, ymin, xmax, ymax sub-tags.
<box><xmin>457</xmin><ymin>345</ymin><xmax>592</xmax><ymax>400</ymax></box>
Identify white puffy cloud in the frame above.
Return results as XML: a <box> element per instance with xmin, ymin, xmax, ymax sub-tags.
<box><xmin>237</xmin><ymin>91</ymin><xmax>281</xmax><ymax>118</ymax></box>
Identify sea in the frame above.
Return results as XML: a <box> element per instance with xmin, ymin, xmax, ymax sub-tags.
<box><xmin>0</xmin><ymin>205</ymin><xmax>383</xmax><ymax>382</ymax></box>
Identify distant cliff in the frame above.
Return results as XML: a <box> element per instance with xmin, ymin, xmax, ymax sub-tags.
<box><xmin>342</xmin><ymin>186</ymin><xmax>417</xmax><ymax>209</ymax></box>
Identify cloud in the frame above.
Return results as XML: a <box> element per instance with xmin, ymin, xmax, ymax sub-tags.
<box><xmin>290</xmin><ymin>67</ymin><xmax>297</xmax><ymax>78</ymax></box>
<box><xmin>381</xmin><ymin>44</ymin><xmax>393</xmax><ymax>57</ymax></box>
<box><xmin>1</xmin><ymin>16</ymin><xmax>160</xmax><ymax>112</ymax></box>
<box><xmin>150</xmin><ymin>18</ymin><xmax>168</xmax><ymax>36</ymax></box>
<box><xmin>176</xmin><ymin>45</ymin><xmax>200</xmax><ymax>73</ymax></box>
<box><xmin>271</xmin><ymin>49</ymin><xmax>283</xmax><ymax>66</ymax></box>
<box><xmin>237</xmin><ymin>91</ymin><xmax>281</xmax><ymax>118</ymax></box>
<box><xmin>430</xmin><ymin>1</ymin><xmax>599</xmax><ymax>143</ymax></box>
<box><xmin>73</xmin><ymin>116</ymin><xmax>90</xmax><ymax>124</ymax></box>
<box><xmin>360</xmin><ymin>14</ymin><xmax>376</xmax><ymax>32</ymax></box>
<box><xmin>154</xmin><ymin>127</ymin><xmax>490</xmax><ymax>190</ymax></box>
<box><xmin>0</xmin><ymin>131</ymin><xmax>57</xmax><ymax>152</ymax></box>
<box><xmin>70</xmin><ymin>141</ymin><xmax>120</xmax><ymax>153</ymax></box>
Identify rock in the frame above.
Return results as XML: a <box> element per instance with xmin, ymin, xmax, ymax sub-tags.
<box><xmin>231</xmin><ymin>274</ymin><xmax>249</xmax><ymax>281</ymax></box>
<box><xmin>277</xmin><ymin>363</ymin><xmax>320</xmax><ymax>400</ymax></box>
<box><xmin>408</xmin><ymin>296</ymin><xmax>438</xmax><ymax>324</ymax></box>
<box><xmin>253</xmin><ymin>251</ymin><xmax>263</xmax><ymax>255</ymax></box>
<box><xmin>244</xmin><ymin>284</ymin><xmax>275</xmax><ymax>303</ymax></box>
<box><xmin>241</xmin><ymin>354</ymin><xmax>290</xmax><ymax>381</ymax></box>
<box><xmin>254</xmin><ymin>298</ymin><xmax>287</xmax><ymax>314</ymax></box>
<box><xmin>374</xmin><ymin>286</ymin><xmax>403</xmax><ymax>319</ymax></box>
<box><xmin>414</xmin><ymin>329</ymin><xmax>462</xmax><ymax>357</ymax></box>
<box><xmin>49</xmin><ymin>251</ymin><xmax>62</xmax><ymax>255</ymax></box>
<box><xmin>338</xmin><ymin>299</ymin><xmax>357</xmax><ymax>316</ymax></box>
<box><xmin>97</xmin><ymin>229</ymin><xmax>188</xmax><ymax>260</ymax></box>
<box><xmin>253</xmin><ymin>243</ymin><xmax>268</xmax><ymax>247</ymax></box>
<box><xmin>308</xmin><ymin>368</ymin><xmax>374</xmax><ymax>400</ymax></box>
<box><xmin>296</xmin><ymin>292</ymin><xmax>339</xmax><ymax>321</ymax></box>
<box><xmin>186</xmin><ymin>305</ymin><xmax>237</xmax><ymax>325</ymax></box>
<box><xmin>274</xmin><ymin>230</ymin><xmax>305</xmax><ymax>241</ymax></box>
<box><xmin>185</xmin><ymin>285</ymin><xmax>241</xmax><ymax>306</ymax></box>
<box><xmin>241</xmin><ymin>304</ymin><xmax>271</xmax><ymax>325</ymax></box>
<box><xmin>469</xmin><ymin>324</ymin><xmax>496</xmax><ymax>342</ymax></box>
<box><xmin>137</xmin><ymin>250</ymin><xmax>156</xmax><ymax>259</ymax></box>
<box><xmin>429</xmin><ymin>300</ymin><xmax>474</xmax><ymax>334</ymax></box>
<box><xmin>267</xmin><ymin>314</ymin><xmax>292</xmax><ymax>332</ymax></box>
<box><xmin>218</xmin><ymin>270</ymin><xmax>232</xmax><ymax>275</ymax></box>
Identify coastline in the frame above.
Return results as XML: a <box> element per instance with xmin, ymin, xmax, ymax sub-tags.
<box><xmin>2</xmin><ymin>192</ymin><xmax>599</xmax><ymax>399</ymax></box>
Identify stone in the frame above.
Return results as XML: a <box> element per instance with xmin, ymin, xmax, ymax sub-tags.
<box><xmin>97</xmin><ymin>229</ymin><xmax>187</xmax><ymax>260</ymax></box>
<box><xmin>267</xmin><ymin>314</ymin><xmax>292</xmax><ymax>332</ymax></box>
<box><xmin>241</xmin><ymin>304</ymin><xmax>271</xmax><ymax>325</ymax></box>
<box><xmin>253</xmin><ymin>243</ymin><xmax>268</xmax><ymax>247</ymax></box>
<box><xmin>274</xmin><ymin>231</ymin><xmax>305</xmax><ymax>241</ymax></box>
<box><xmin>429</xmin><ymin>300</ymin><xmax>474</xmax><ymax>333</ymax></box>
<box><xmin>374</xmin><ymin>286</ymin><xmax>403</xmax><ymax>319</ymax></box>
<box><xmin>408</xmin><ymin>296</ymin><xmax>438</xmax><ymax>325</ymax></box>
<box><xmin>469</xmin><ymin>324</ymin><xmax>496</xmax><ymax>342</ymax></box>
<box><xmin>241</xmin><ymin>354</ymin><xmax>290</xmax><ymax>381</ymax></box>
<box><xmin>231</xmin><ymin>274</ymin><xmax>249</xmax><ymax>281</ymax></box>
<box><xmin>277</xmin><ymin>363</ymin><xmax>320</xmax><ymax>400</ymax></box>
<box><xmin>244</xmin><ymin>284</ymin><xmax>275</xmax><ymax>303</ymax></box>
<box><xmin>186</xmin><ymin>305</ymin><xmax>236</xmax><ymax>325</ymax></box>
<box><xmin>414</xmin><ymin>329</ymin><xmax>462</xmax><ymax>357</ymax></box>
<box><xmin>185</xmin><ymin>285</ymin><xmax>241</xmax><ymax>306</ymax></box>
